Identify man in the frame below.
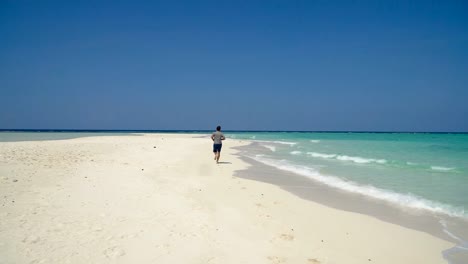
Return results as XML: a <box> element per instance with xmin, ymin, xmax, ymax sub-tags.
<box><xmin>211</xmin><ymin>126</ymin><xmax>225</xmax><ymax>164</ymax></box>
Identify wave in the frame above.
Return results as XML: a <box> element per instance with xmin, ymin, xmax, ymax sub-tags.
<box><xmin>337</xmin><ymin>155</ymin><xmax>387</xmax><ymax>164</ymax></box>
<box><xmin>272</xmin><ymin>141</ymin><xmax>297</xmax><ymax>146</ymax></box>
<box><xmin>310</xmin><ymin>140</ymin><xmax>320</xmax><ymax>143</ymax></box>
<box><xmin>290</xmin><ymin>151</ymin><xmax>302</xmax><ymax>155</ymax></box>
<box><xmin>431</xmin><ymin>166</ymin><xmax>455</xmax><ymax>172</ymax></box>
<box><xmin>308</xmin><ymin>152</ymin><xmax>337</xmax><ymax>159</ymax></box>
<box><xmin>405</xmin><ymin>162</ymin><xmax>457</xmax><ymax>173</ymax></box>
<box><xmin>249</xmin><ymin>155</ymin><xmax>467</xmax><ymax>219</ymax></box>
<box><xmin>262</xmin><ymin>145</ymin><xmax>276</xmax><ymax>152</ymax></box>
<box><xmin>255</xmin><ymin>140</ymin><xmax>297</xmax><ymax>146</ymax></box>
<box><xmin>307</xmin><ymin>152</ymin><xmax>387</xmax><ymax>164</ymax></box>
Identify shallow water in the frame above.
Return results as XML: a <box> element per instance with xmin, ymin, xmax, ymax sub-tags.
<box><xmin>229</xmin><ymin>132</ymin><xmax>468</xmax><ymax>220</ymax></box>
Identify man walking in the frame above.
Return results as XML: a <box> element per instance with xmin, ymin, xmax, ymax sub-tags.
<box><xmin>211</xmin><ymin>126</ymin><xmax>225</xmax><ymax>164</ymax></box>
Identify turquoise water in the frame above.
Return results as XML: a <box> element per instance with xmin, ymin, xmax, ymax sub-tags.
<box><xmin>230</xmin><ymin>132</ymin><xmax>468</xmax><ymax>219</ymax></box>
<box><xmin>2</xmin><ymin>131</ymin><xmax>467</xmax><ymax>219</ymax></box>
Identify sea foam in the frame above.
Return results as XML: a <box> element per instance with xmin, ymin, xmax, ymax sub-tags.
<box><xmin>250</xmin><ymin>155</ymin><xmax>467</xmax><ymax>219</ymax></box>
<box><xmin>307</xmin><ymin>152</ymin><xmax>387</xmax><ymax>164</ymax></box>
<box><xmin>308</xmin><ymin>152</ymin><xmax>337</xmax><ymax>159</ymax></box>
<box><xmin>431</xmin><ymin>166</ymin><xmax>455</xmax><ymax>172</ymax></box>
<box><xmin>256</xmin><ymin>140</ymin><xmax>297</xmax><ymax>146</ymax></box>
<box><xmin>262</xmin><ymin>145</ymin><xmax>276</xmax><ymax>152</ymax></box>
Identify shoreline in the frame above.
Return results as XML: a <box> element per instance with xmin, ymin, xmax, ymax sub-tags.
<box><xmin>0</xmin><ymin>134</ymin><xmax>459</xmax><ymax>263</ymax></box>
<box><xmin>234</xmin><ymin>142</ymin><xmax>468</xmax><ymax>263</ymax></box>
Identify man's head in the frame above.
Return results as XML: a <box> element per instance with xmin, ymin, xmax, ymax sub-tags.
<box><xmin>216</xmin><ymin>126</ymin><xmax>221</xmax><ymax>131</ymax></box>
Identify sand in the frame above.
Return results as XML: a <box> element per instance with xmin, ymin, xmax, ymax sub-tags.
<box><xmin>0</xmin><ymin>134</ymin><xmax>454</xmax><ymax>263</ymax></box>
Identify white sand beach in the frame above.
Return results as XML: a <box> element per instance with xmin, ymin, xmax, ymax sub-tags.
<box><xmin>0</xmin><ymin>134</ymin><xmax>454</xmax><ymax>263</ymax></box>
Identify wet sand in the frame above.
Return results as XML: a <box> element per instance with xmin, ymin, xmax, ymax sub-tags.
<box><xmin>234</xmin><ymin>143</ymin><xmax>468</xmax><ymax>263</ymax></box>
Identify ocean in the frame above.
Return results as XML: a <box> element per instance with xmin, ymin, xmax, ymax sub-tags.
<box><xmin>229</xmin><ymin>132</ymin><xmax>468</xmax><ymax>220</ymax></box>
<box><xmin>229</xmin><ymin>132</ymin><xmax>468</xmax><ymax>263</ymax></box>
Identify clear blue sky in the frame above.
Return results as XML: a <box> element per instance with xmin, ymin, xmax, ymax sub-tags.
<box><xmin>1</xmin><ymin>1</ymin><xmax>467</xmax><ymax>131</ymax></box>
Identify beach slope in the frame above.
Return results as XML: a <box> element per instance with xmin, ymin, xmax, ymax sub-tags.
<box><xmin>0</xmin><ymin>134</ymin><xmax>453</xmax><ymax>263</ymax></box>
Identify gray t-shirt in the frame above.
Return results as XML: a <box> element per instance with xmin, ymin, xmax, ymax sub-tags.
<box><xmin>212</xmin><ymin>131</ymin><xmax>225</xmax><ymax>144</ymax></box>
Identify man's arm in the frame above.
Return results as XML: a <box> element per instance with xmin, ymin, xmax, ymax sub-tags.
<box><xmin>211</xmin><ymin>134</ymin><xmax>215</xmax><ymax>141</ymax></box>
<box><xmin>221</xmin><ymin>134</ymin><xmax>226</xmax><ymax>140</ymax></box>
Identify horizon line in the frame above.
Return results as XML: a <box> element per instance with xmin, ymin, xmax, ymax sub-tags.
<box><xmin>1</xmin><ymin>129</ymin><xmax>467</xmax><ymax>134</ymax></box>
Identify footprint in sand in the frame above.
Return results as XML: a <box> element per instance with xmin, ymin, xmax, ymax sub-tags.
<box><xmin>267</xmin><ymin>256</ymin><xmax>286</xmax><ymax>264</ymax></box>
<box><xmin>22</xmin><ymin>235</ymin><xmax>40</xmax><ymax>244</ymax></box>
<box><xmin>279</xmin><ymin>233</ymin><xmax>294</xmax><ymax>241</ymax></box>
<box><xmin>307</xmin><ymin>258</ymin><xmax>321</xmax><ymax>264</ymax></box>
<box><xmin>29</xmin><ymin>258</ymin><xmax>48</xmax><ymax>264</ymax></box>
<box><xmin>270</xmin><ymin>233</ymin><xmax>294</xmax><ymax>243</ymax></box>
<box><xmin>103</xmin><ymin>246</ymin><xmax>126</xmax><ymax>258</ymax></box>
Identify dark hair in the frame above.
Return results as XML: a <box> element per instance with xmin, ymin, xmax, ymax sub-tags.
<box><xmin>216</xmin><ymin>126</ymin><xmax>221</xmax><ymax>131</ymax></box>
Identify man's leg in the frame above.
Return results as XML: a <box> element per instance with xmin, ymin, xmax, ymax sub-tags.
<box><xmin>216</xmin><ymin>151</ymin><xmax>220</xmax><ymax>163</ymax></box>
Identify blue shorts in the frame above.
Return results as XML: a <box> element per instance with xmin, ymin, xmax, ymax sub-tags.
<box><xmin>213</xmin><ymin>144</ymin><xmax>222</xmax><ymax>152</ymax></box>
